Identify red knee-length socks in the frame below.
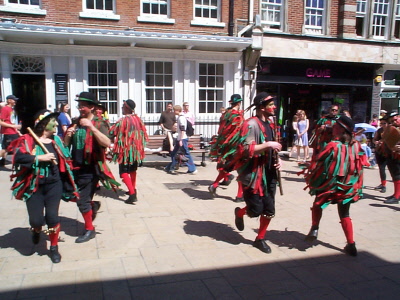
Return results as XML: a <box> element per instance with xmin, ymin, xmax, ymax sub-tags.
<box><xmin>257</xmin><ymin>216</ymin><xmax>271</xmax><ymax>240</ymax></box>
<box><xmin>340</xmin><ymin>217</ymin><xmax>354</xmax><ymax>244</ymax></box>
<box><xmin>82</xmin><ymin>210</ymin><xmax>94</xmax><ymax>230</ymax></box>
<box><xmin>311</xmin><ymin>204</ymin><xmax>323</xmax><ymax>227</ymax></box>
<box><xmin>381</xmin><ymin>180</ymin><xmax>387</xmax><ymax>186</ymax></box>
<box><xmin>236</xmin><ymin>182</ymin><xmax>243</xmax><ymax>198</ymax></box>
<box><xmin>49</xmin><ymin>223</ymin><xmax>60</xmax><ymax>246</ymax></box>
<box><xmin>121</xmin><ymin>173</ymin><xmax>135</xmax><ymax>195</ymax></box>
<box><xmin>394</xmin><ymin>180</ymin><xmax>400</xmax><ymax>199</ymax></box>
<box><xmin>130</xmin><ymin>171</ymin><xmax>137</xmax><ymax>194</ymax></box>
<box><xmin>212</xmin><ymin>171</ymin><xmax>226</xmax><ymax>188</ymax></box>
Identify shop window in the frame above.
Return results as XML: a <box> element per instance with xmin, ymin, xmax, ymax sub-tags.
<box><xmin>304</xmin><ymin>0</ymin><xmax>326</xmax><ymax>35</ymax></box>
<box><xmin>87</xmin><ymin>59</ymin><xmax>118</xmax><ymax>115</ymax></box>
<box><xmin>198</xmin><ymin>63</ymin><xmax>224</xmax><ymax>114</ymax></box>
<box><xmin>80</xmin><ymin>0</ymin><xmax>120</xmax><ymax>20</ymax></box>
<box><xmin>145</xmin><ymin>61</ymin><xmax>173</xmax><ymax>114</ymax></box>
<box><xmin>260</xmin><ymin>0</ymin><xmax>284</xmax><ymax>31</ymax></box>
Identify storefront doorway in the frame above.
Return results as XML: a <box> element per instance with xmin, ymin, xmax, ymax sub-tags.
<box><xmin>11</xmin><ymin>74</ymin><xmax>46</xmax><ymax>133</ymax></box>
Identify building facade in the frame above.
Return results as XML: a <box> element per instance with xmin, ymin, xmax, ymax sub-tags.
<box><xmin>0</xmin><ymin>0</ymin><xmax>256</xmax><ymax>137</ymax></box>
<box><xmin>252</xmin><ymin>0</ymin><xmax>400</xmax><ymax>146</ymax></box>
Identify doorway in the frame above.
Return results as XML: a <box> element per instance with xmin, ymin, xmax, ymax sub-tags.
<box><xmin>11</xmin><ymin>74</ymin><xmax>46</xmax><ymax>133</ymax></box>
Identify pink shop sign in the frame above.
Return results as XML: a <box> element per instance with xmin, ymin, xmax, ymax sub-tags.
<box><xmin>306</xmin><ymin>68</ymin><xmax>331</xmax><ymax>78</ymax></box>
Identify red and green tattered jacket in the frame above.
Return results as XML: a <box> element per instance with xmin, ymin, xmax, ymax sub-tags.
<box><xmin>209</xmin><ymin>109</ymin><xmax>244</xmax><ymax>166</ymax></box>
<box><xmin>312</xmin><ymin>116</ymin><xmax>338</xmax><ymax>156</ymax></box>
<box><xmin>10</xmin><ymin>134</ymin><xmax>79</xmax><ymax>202</ymax></box>
<box><xmin>304</xmin><ymin>140</ymin><xmax>369</xmax><ymax>209</ymax></box>
<box><xmin>109</xmin><ymin>114</ymin><xmax>148</xmax><ymax>165</ymax></box>
<box><xmin>234</xmin><ymin>117</ymin><xmax>277</xmax><ymax>195</ymax></box>
<box><xmin>70</xmin><ymin>117</ymin><xmax>120</xmax><ymax>191</ymax></box>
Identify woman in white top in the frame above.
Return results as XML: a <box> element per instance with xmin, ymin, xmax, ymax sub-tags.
<box><xmin>296</xmin><ymin>110</ymin><xmax>310</xmax><ymax>162</ymax></box>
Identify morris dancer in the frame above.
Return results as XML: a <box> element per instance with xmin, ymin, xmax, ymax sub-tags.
<box><xmin>233</xmin><ymin>92</ymin><xmax>282</xmax><ymax>254</ymax></box>
<box><xmin>10</xmin><ymin>110</ymin><xmax>78</xmax><ymax>263</ymax></box>
<box><xmin>64</xmin><ymin>92</ymin><xmax>119</xmax><ymax>243</ymax></box>
<box><xmin>304</xmin><ymin>116</ymin><xmax>369</xmax><ymax>256</ymax></box>
<box><xmin>109</xmin><ymin>99</ymin><xmax>148</xmax><ymax>204</ymax></box>
<box><xmin>209</xmin><ymin>94</ymin><xmax>244</xmax><ymax>201</ymax></box>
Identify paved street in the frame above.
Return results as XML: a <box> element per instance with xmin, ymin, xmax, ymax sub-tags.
<box><xmin>0</xmin><ymin>154</ymin><xmax>399</xmax><ymax>300</ymax></box>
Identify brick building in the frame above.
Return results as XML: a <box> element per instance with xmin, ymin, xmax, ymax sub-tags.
<box><xmin>254</xmin><ymin>0</ymin><xmax>400</xmax><ymax>137</ymax></box>
<box><xmin>0</xmin><ymin>0</ymin><xmax>257</xmax><ymax>137</ymax></box>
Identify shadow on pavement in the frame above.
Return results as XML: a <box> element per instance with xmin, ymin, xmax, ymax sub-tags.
<box><xmin>370</xmin><ymin>203</ymin><xmax>400</xmax><ymax>211</ymax></box>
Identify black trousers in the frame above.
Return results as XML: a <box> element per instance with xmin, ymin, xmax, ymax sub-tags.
<box><xmin>375</xmin><ymin>153</ymin><xmax>387</xmax><ymax>182</ymax></box>
<box><xmin>75</xmin><ymin>174</ymin><xmax>99</xmax><ymax>213</ymax></box>
<box><xmin>26</xmin><ymin>180</ymin><xmax>62</xmax><ymax>229</ymax></box>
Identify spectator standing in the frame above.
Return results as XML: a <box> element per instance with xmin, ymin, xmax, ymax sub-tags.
<box><xmin>295</xmin><ymin>110</ymin><xmax>310</xmax><ymax>162</ymax></box>
<box><xmin>370</xmin><ymin>114</ymin><xmax>379</xmax><ymax>127</ymax></box>
<box><xmin>304</xmin><ymin>116</ymin><xmax>369</xmax><ymax>256</ymax></box>
<box><xmin>233</xmin><ymin>92</ymin><xmax>282</xmax><ymax>254</ymax></box>
<box><xmin>10</xmin><ymin>110</ymin><xmax>78</xmax><ymax>263</ymax></box>
<box><xmin>64</xmin><ymin>92</ymin><xmax>119</xmax><ymax>243</ymax></box>
<box><xmin>109</xmin><ymin>99</ymin><xmax>148</xmax><ymax>204</ymax></box>
<box><xmin>373</xmin><ymin>116</ymin><xmax>389</xmax><ymax>193</ymax></box>
<box><xmin>0</xmin><ymin>95</ymin><xmax>22</xmax><ymax>166</ymax></box>
<box><xmin>182</xmin><ymin>102</ymin><xmax>195</xmax><ymax>125</ymax></box>
<box><xmin>164</xmin><ymin>105</ymin><xmax>197</xmax><ymax>174</ymax></box>
<box><xmin>158</xmin><ymin>103</ymin><xmax>175</xmax><ymax>133</ymax></box>
<box><xmin>57</xmin><ymin>102</ymin><xmax>71</xmax><ymax>138</ymax></box>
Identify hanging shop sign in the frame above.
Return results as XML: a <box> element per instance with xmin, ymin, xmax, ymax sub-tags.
<box><xmin>380</xmin><ymin>92</ymin><xmax>398</xmax><ymax>98</ymax></box>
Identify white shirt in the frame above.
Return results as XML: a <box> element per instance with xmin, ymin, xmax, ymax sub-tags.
<box><xmin>177</xmin><ymin>115</ymin><xmax>188</xmax><ymax>141</ymax></box>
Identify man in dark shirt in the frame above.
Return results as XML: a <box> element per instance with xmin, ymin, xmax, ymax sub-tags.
<box><xmin>158</xmin><ymin>103</ymin><xmax>175</xmax><ymax>133</ymax></box>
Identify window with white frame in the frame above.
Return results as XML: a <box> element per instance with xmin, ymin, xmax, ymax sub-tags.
<box><xmin>198</xmin><ymin>63</ymin><xmax>224</xmax><ymax>114</ymax></box>
<box><xmin>80</xmin><ymin>0</ymin><xmax>119</xmax><ymax>20</ymax></box>
<box><xmin>260</xmin><ymin>0</ymin><xmax>284</xmax><ymax>31</ymax></box>
<box><xmin>87</xmin><ymin>60</ymin><xmax>118</xmax><ymax>115</ymax></box>
<box><xmin>194</xmin><ymin>0</ymin><xmax>219</xmax><ymax>20</ymax></box>
<box><xmin>371</xmin><ymin>0</ymin><xmax>389</xmax><ymax>39</ymax></box>
<box><xmin>356</xmin><ymin>0</ymin><xmax>368</xmax><ymax>37</ymax></box>
<box><xmin>1</xmin><ymin>0</ymin><xmax>46</xmax><ymax>15</ymax></box>
<box><xmin>138</xmin><ymin>0</ymin><xmax>175</xmax><ymax>23</ymax></box>
<box><xmin>145</xmin><ymin>61</ymin><xmax>173</xmax><ymax>114</ymax></box>
<box><xmin>7</xmin><ymin>0</ymin><xmax>40</xmax><ymax>5</ymax></box>
<box><xmin>394</xmin><ymin>0</ymin><xmax>400</xmax><ymax>39</ymax></box>
<box><xmin>304</xmin><ymin>0</ymin><xmax>325</xmax><ymax>35</ymax></box>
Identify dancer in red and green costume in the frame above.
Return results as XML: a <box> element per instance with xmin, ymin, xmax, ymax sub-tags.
<box><xmin>109</xmin><ymin>99</ymin><xmax>148</xmax><ymax>204</ymax></box>
<box><xmin>233</xmin><ymin>92</ymin><xmax>282</xmax><ymax>254</ymax></box>
<box><xmin>64</xmin><ymin>92</ymin><xmax>119</xmax><ymax>243</ymax></box>
<box><xmin>10</xmin><ymin>110</ymin><xmax>78</xmax><ymax>263</ymax></box>
<box><xmin>304</xmin><ymin>116</ymin><xmax>369</xmax><ymax>256</ymax></box>
<box><xmin>311</xmin><ymin>104</ymin><xmax>340</xmax><ymax>159</ymax></box>
<box><xmin>382</xmin><ymin>111</ymin><xmax>400</xmax><ymax>204</ymax></box>
<box><xmin>209</xmin><ymin>94</ymin><xmax>244</xmax><ymax>201</ymax></box>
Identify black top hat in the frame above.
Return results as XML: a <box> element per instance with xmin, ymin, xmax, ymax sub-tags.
<box><xmin>6</xmin><ymin>95</ymin><xmax>19</xmax><ymax>101</ymax></box>
<box><xmin>77</xmin><ymin>92</ymin><xmax>98</xmax><ymax>105</ymax></box>
<box><xmin>336</xmin><ymin>116</ymin><xmax>355</xmax><ymax>134</ymax></box>
<box><xmin>123</xmin><ymin>99</ymin><xmax>136</xmax><ymax>111</ymax></box>
<box><xmin>229</xmin><ymin>94</ymin><xmax>243</xmax><ymax>104</ymax></box>
<box><xmin>253</xmin><ymin>92</ymin><xmax>275</xmax><ymax>107</ymax></box>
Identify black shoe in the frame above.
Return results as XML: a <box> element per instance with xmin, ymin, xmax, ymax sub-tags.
<box><xmin>75</xmin><ymin>230</ymin><xmax>96</xmax><ymax>243</ymax></box>
<box><xmin>235</xmin><ymin>197</ymin><xmax>244</xmax><ymax>203</ymax></box>
<box><xmin>125</xmin><ymin>193</ymin><xmax>137</xmax><ymax>204</ymax></box>
<box><xmin>0</xmin><ymin>159</ymin><xmax>5</xmax><ymax>166</ymax></box>
<box><xmin>234</xmin><ymin>207</ymin><xmax>244</xmax><ymax>231</ymax></box>
<box><xmin>384</xmin><ymin>196</ymin><xmax>399</xmax><ymax>204</ymax></box>
<box><xmin>208</xmin><ymin>184</ymin><xmax>217</xmax><ymax>197</ymax></box>
<box><xmin>49</xmin><ymin>245</ymin><xmax>61</xmax><ymax>263</ymax></box>
<box><xmin>374</xmin><ymin>184</ymin><xmax>384</xmax><ymax>190</ymax></box>
<box><xmin>305</xmin><ymin>227</ymin><xmax>319</xmax><ymax>242</ymax></box>
<box><xmin>380</xmin><ymin>186</ymin><xmax>386</xmax><ymax>193</ymax></box>
<box><xmin>344</xmin><ymin>242</ymin><xmax>357</xmax><ymax>256</ymax></box>
<box><xmin>92</xmin><ymin>201</ymin><xmax>101</xmax><ymax>221</ymax></box>
<box><xmin>31</xmin><ymin>230</ymin><xmax>40</xmax><ymax>245</ymax></box>
<box><xmin>385</xmin><ymin>194</ymin><xmax>395</xmax><ymax>199</ymax></box>
<box><xmin>220</xmin><ymin>174</ymin><xmax>235</xmax><ymax>186</ymax></box>
<box><xmin>253</xmin><ymin>239</ymin><xmax>272</xmax><ymax>254</ymax></box>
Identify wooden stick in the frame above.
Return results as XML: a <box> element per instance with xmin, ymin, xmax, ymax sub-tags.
<box><xmin>27</xmin><ymin>127</ymin><xmax>57</xmax><ymax>165</ymax></box>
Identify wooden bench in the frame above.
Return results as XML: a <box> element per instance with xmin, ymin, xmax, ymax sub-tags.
<box><xmin>144</xmin><ymin>134</ymin><xmax>208</xmax><ymax>166</ymax></box>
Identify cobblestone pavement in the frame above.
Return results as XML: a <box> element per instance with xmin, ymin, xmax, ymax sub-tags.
<box><xmin>0</xmin><ymin>154</ymin><xmax>399</xmax><ymax>299</ymax></box>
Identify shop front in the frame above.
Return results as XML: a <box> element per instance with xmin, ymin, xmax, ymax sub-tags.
<box><xmin>256</xmin><ymin>58</ymin><xmax>377</xmax><ymax>149</ymax></box>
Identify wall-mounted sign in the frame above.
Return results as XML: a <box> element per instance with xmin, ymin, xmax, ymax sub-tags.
<box><xmin>380</xmin><ymin>92</ymin><xmax>398</xmax><ymax>98</ymax></box>
<box><xmin>306</xmin><ymin>68</ymin><xmax>331</xmax><ymax>78</ymax></box>
<box><xmin>384</xmin><ymin>79</ymin><xmax>400</xmax><ymax>85</ymax></box>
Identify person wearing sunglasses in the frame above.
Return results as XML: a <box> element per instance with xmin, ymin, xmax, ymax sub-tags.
<box><xmin>311</xmin><ymin>104</ymin><xmax>340</xmax><ymax>159</ymax></box>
